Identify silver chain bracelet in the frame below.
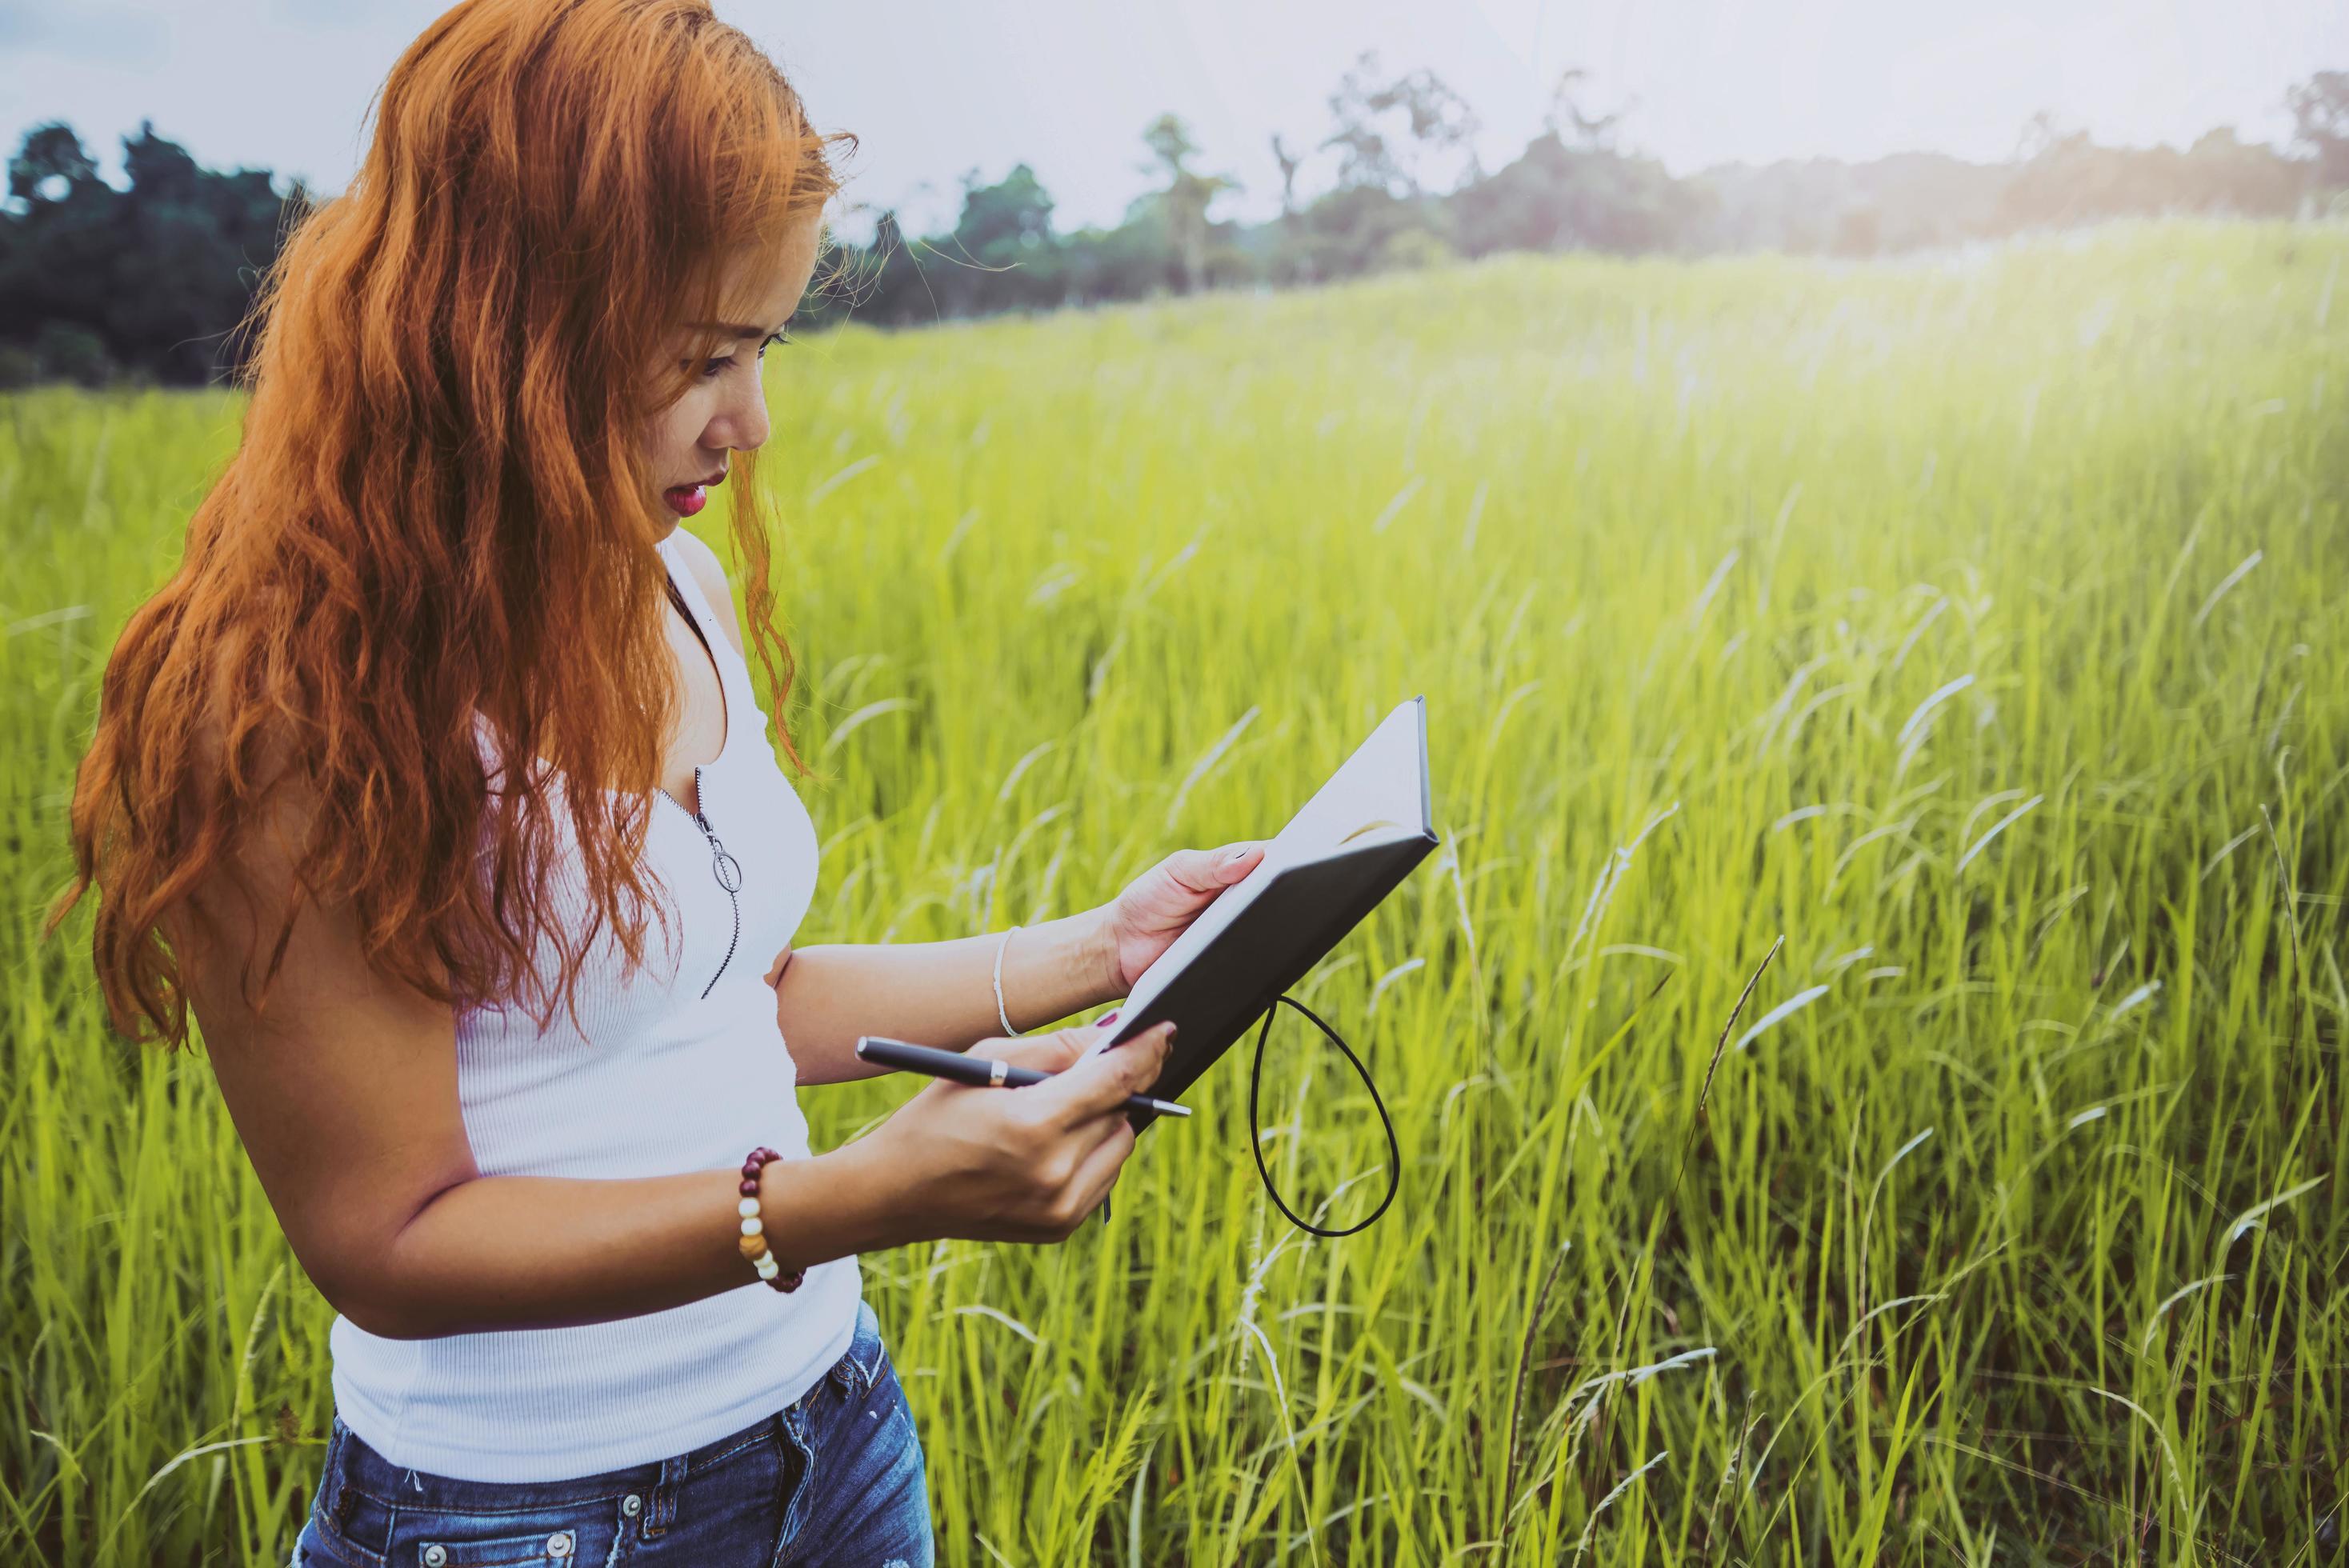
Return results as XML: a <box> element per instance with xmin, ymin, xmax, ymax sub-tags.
<box><xmin>991</xmin><ymin>924</ymin><xmax>1022</xmax><ymax>1035</ymax></box>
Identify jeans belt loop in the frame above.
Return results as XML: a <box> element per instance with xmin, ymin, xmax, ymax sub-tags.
<box><xmin>643</xmin><ymin>1450</ymin><xmax>690</xmax><ymax>1538</ymax></box>
<box><xmin>855</xmin><ymin>1340</ymin><xmax>881</xmax><ymax>1400</ymax></box>
<box><xmin>325</xmin><ymin>1425</ymin><xmax>357</xmax><ymax>1526</ymax></box>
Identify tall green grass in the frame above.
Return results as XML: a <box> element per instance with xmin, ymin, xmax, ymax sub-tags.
<box><xmin>5</xmin><ymin>220</ymin><xmax>2345</xmax><ymax>1563</ymax></box>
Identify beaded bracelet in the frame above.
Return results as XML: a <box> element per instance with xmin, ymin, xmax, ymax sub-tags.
<box><xmin>737</xmin><ymin>1145</ymin><xmax>806</xmax><ymax>1293</ymax></box>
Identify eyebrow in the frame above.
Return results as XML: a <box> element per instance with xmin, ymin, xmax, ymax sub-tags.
<box><xmin>684</xmin><ymin>320</ymin><xmax>788</xmax><ymax>340</ymax></box>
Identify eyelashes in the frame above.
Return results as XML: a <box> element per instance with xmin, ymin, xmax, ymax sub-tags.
<box><xmin>694</xmin><ymin>329</ymin><xmax>793</xmax><ymax>379</ymax></box>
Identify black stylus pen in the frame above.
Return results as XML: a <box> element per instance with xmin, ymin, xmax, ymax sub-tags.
<box><xmin>854</xmin><ymin>1035</ymin><xmax>1191</xmax><ymax>1119</ymax></box>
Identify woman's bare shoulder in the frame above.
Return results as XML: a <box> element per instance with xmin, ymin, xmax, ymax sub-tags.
<box><xmin>667</xmin><ymin>527</ymin><xmax>747</xmax><ymax>660</ymax></box>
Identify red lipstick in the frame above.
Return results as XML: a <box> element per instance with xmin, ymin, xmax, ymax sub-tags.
<box><xmin>662</xmin><ymin>469</ymin><xmax>726</xmax><ymax>517</ymax></box>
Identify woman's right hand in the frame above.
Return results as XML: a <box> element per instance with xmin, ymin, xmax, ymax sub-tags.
<box><xmin>859</xmin><ymin>1020</ymin><xmax>1177</xmax><ymax>1243</ymax></box>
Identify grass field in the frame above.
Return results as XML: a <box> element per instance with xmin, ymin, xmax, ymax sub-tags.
<box><xmin>5</xmin><ymin>220</ymin><xmax>2346</xmax><ymax>1564</ymax></box>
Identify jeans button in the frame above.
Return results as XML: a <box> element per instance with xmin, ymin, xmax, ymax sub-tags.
<box><xmin>622</xmin><ymin>1494</ymin><xmax>643</xmax><ymax>1517</ymax></box>
<box><xmin>548</xmin><ymin>1531</ymin><xmax>574</xmax><ymax>1558</ymax></box>
<box><xmin>422</xmin><ymin>1549</ymin><xmax>447</xmax><ymax>1567</ymax></box>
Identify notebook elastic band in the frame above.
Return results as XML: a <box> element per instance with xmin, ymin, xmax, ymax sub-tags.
<box><xmin>1244</xmin><ymin>994</ymin><xmax>1400</xmax><ymax>1237</ymax></box>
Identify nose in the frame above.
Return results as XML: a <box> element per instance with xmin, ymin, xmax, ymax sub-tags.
<box><xmin>709</xmin><ymin>367</ymin><xmax>771</xmax><ymax>454</ymax></box>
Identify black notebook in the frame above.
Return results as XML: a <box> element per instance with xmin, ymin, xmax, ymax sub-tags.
<box><xmin>1078</xmin><ymin>695</ymin><xmax>1439</xmax><ymax>1126</ymax></box>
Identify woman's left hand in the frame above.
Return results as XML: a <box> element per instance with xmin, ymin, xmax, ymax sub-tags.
<box><xmin>1095</xmin><ymin>841</ymin><xmax>1266</xmax><ymax>994</ymax></box>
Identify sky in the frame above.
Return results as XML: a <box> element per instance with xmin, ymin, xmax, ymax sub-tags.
<box><xmin>3</xmin><ymin>0</ymin><xmax>2343</xmax><ymax>238</ymax></box>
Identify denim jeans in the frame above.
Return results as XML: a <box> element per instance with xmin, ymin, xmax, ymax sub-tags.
<box><xmin>290</xmin><ymin>1299</ymin><xmax>931</xmax><ymax>1567</ymax></box>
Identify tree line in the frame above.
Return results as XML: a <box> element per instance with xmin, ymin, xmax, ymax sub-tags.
<box><xmin>6</xmin><ymin>60</ymin><xmax>2347</xmax><ymax>387</ymax></box>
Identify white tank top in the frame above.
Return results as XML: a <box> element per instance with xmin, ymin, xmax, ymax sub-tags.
<box><xmin>329</xmin><ymin>531</ymin><xmax>860</xmax><ymax>1482</ymax></box>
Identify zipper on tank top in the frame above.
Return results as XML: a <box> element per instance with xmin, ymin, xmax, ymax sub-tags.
<box><xmin>659</xmin><ymin>764</ymin><xmax>742</xmax><ymax>998</ymax></box>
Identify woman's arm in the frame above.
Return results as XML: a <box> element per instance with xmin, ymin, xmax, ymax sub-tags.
<box><xmin>668</xmin><ymin>530</ymin><xmax>1127</xmax><ymax>1081</ymax></box>
<box><xmin>774</xmin><ymin>913</ymin><xmax>1122</xmax><ymax>1085</ymax></box>
<box><xmin>171</xmin><ymin>752</ymin><xmax>1169</xmax><ymax>1342</ymax></box>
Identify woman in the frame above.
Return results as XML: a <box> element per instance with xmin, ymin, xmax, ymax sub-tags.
<box><xmin>47</xmin><ymin>2</ymin><xmax>1263</xmax><ymax>1562</ymax></box>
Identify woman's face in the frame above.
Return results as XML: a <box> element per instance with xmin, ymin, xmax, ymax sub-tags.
<box><xmin>646</xmin><ymin>209</ymin><xmax>826</xmax><ymax>526</ymax></box>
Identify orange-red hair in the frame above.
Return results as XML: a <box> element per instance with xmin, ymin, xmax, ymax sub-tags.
<box><xmin>47</xmin><ymin>0</ymin><xmax>852</xmax><ymax>1046</ymax></box>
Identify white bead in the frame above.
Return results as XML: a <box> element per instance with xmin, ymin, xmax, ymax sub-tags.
<box><xmin>754</xmin><ymin>1254</ymin><xmax>780</xmax><ymax>1278</ymax></box>
<box><xmin>740</xmin><ymin>1216</ymin><xmax>763</xmax><ymax>1237</ymax></box>
<box><xmin>738</xmin><ymin>1197</ymin><xmax>760</xmax><ymax>1218</ymax></box>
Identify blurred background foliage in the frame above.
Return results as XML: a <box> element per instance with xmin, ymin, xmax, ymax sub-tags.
<box><xmin>2</xmin><ymin>58</ymin><xmax>2347</xmax><ymax>388</ymax></box>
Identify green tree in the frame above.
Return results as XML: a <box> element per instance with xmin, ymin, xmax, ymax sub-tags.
<box><xmin>954</xmin><ymin>162</ymin><xmax>1054</xmax><ymax>257</ymax></box>
<box><xmin>946</xmin><ymin>163</ymin><xmax>1062</xmax><ymax>310</ymax></box>
<box><xmin>0</xmin><ymin>118</ymin><xmax>292</xmax><ymax>386</ymax></box>
<box><xmin>7</xmin><ymin>122</ymin><xmax>100</xmax><ymax>206</ymax></box>
<box><xmin>1448</xmin><ymin>129</ymin><xmax>1697</xmax><ymax>258</ymax></box>
<box><xmin>1270</xmin><ymin>133</ymin><xmax>1305</xmax><ymax>218</ymax></box>
<box><xmin>1543</xmin><ymin>67</ymin><xmax>1629</xmax><ymax>152</ymax></box>
<box><xmin>1139</xmin><ymin>114</ymin><xmax>1238</xmax><ymax>294</ymax></box>
<box><xmin>1320</xmin><ymin>50</ymin><xmax>1481</xmax><ymax>197</ymax></box>
<box><xmin>2287</xmin><ymin>70</ymin><xmax>2349</xmax><ymax>190</ymax></box>
<box><xmin>1450</xmin><ymin>68</ymin><xmax>1697</xmax><ymax>258</ymax></box>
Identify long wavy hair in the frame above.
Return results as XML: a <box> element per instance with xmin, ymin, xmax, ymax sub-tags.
<box><xmin>46</xmin><ymin>0</ymin><xmax>853</xmax><ymax>1046</ymax></box>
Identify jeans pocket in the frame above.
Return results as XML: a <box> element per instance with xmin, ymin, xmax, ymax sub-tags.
<box><xmin>394</xmin><ymin>1498</ymin><xmax>627</xmax><ymax>1567</ymax></box>
<box><xmin>293</xmin><ymin>1504</ymin><xmax>370</xmax><ymax>1568</ymax></box>
<box><xmin>306</xmin><ymin>1482</ymin><xmax>392</xmax><ymax>1568</ymax></box>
